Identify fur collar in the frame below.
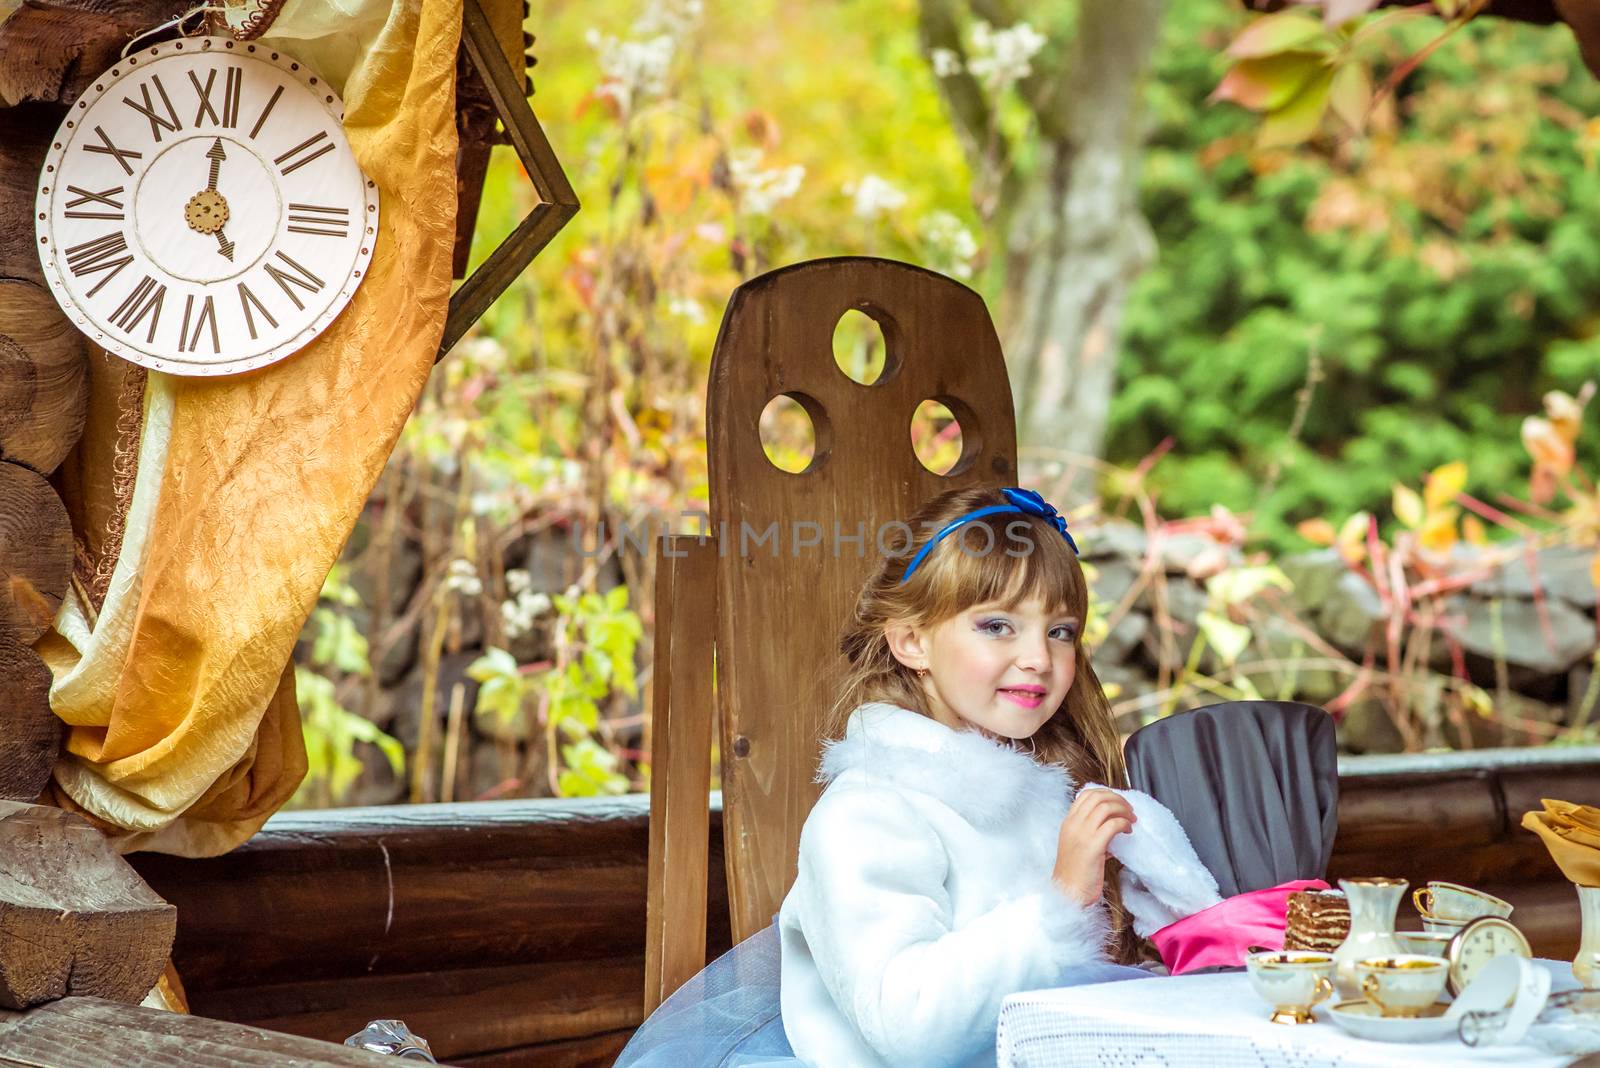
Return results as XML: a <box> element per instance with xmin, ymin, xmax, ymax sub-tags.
<box><xmin>817</xmin><ymin>703</ymin><xmax>1075</xmax><ymax>827</ymax></box>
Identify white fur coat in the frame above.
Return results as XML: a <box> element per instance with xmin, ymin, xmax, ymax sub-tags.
<box><xmin>777</xmin><ymin>703</ymin><xmax>1219</xmax><ymax>1068</ymax></box>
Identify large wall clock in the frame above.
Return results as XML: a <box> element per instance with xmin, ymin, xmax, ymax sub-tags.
<box><xmin>35</xmin><ymin>37</ymin><xmax>379</xmax><ymax>376</ymax></box>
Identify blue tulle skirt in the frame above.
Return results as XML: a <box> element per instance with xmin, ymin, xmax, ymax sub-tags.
<box><xmin>613</xmin><ymin>924</ymin><xmax>1153</xmax><ymax>1067</ymax></box>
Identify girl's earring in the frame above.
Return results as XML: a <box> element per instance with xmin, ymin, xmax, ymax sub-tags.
<box><xmin>915</xmin><ymin>668</ymin><xmax>927</xmax><ymax>679</ymax></box>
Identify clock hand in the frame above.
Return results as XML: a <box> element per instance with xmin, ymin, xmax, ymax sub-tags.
<box><xmin>206</xmin><ymin>138</ymin><xmax>225</xmax><ymax>191</ymax></box>
<box><xmin>185</xmin><ymin>139</ymin><xmax>233</xmax><ymax>258</ymax></box>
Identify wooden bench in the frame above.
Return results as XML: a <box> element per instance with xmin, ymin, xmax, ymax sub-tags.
<box><xmin>126</xmin><ymin>745</ymin><xmax>1600</xmax><ymax>1066</ymax></box>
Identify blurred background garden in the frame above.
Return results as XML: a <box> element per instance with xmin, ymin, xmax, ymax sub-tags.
<box><xmin>290</xmin><ymin>0</ymin><xmax>1600</xmax><ymax>808</ymax></box>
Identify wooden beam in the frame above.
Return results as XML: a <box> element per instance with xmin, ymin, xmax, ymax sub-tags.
<box><xmin>128</xmin><ymin>798</ymin><xmax>735</xmax><ymax>993</ymax></box>
<box><xmin>191</xmin><ymin>957</ymin><xmax>643</xmax><ymax>1062</ymax></box>
<box><xmin>0</xmin><ymin>803</ymin><xmax>175</xmax><ymax>1009</ymax></box>
<box><xmin>643</xmin><ymin>535</ymin><xmax>717</xmax><ymax>1013</ymax></box>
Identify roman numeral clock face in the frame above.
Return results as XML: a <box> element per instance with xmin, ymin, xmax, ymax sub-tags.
<box><xmin>36</xmin><ymin>37</ymin><xmax>379</xmax><ymax>376</ymax></box>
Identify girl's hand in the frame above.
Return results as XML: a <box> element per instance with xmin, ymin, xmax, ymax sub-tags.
<box><xmin>1051</xmin><ymin>788</ymin><xmax>1136</xmax><ymax>906</ymax></box>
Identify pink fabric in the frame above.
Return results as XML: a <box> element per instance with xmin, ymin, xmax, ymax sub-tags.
<box><xmin>1149</xmin><ymin>879</ymin><xmax>1330</xmax><ymax>975</ymax></box>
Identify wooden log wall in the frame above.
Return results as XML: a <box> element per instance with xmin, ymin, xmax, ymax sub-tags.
<box><xmin>127</xmin><ymin>746</ymin><xmax>1600</xmax><ymax>1067</ymax></box>
<box><xmin>0</xmin><ymin>159</ymin><xmax>82</xmax><ymax>803</ymax></box>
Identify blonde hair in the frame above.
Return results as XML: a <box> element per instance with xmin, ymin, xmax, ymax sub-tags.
<box><xmin>828</xmin><ymin>484</ymin><xmax>1137</xmax><ymax>961</ymax></box>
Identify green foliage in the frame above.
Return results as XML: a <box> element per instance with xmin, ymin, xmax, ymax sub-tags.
<box><xmin>294</xmin><ymin>567</ymin><xmax>404</xmax><ymax>806</ymax></box>
<box><xmin>466</xmin><ymin>586</ymin><xmax>642</xmax><ymax>797</ymax></box>
<box><xmin>1119</xmin><ymin>1</ymin><xmax>1600</xmax><ymax>550</ymax></box>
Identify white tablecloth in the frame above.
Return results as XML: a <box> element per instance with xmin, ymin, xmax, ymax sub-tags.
<box><xmin>997</xmin><ymin>960</ymin><xmax>1584</xmax><ymax>1068</ymax></box>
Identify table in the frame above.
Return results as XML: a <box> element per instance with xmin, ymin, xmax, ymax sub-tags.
<box><xmin>997</xmin><ymin>960</ymin><xmax>1585</xmax><ymax>1068</ymax></box>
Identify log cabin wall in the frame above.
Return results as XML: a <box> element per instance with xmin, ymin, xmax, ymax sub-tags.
<box><xmin>128</xmin><ymin>745</ymin><xmax>1600</xmax><ymax>1067</ymax></box>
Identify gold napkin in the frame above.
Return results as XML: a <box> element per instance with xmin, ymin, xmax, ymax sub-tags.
<box><xmin>1522</xmin><ymin>798</ymin><xmax>1600</xmax><ymax>887</ymax></box>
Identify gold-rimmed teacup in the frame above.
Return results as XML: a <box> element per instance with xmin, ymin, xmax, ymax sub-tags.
<box><xmin>1421</xmin><ymin>914</ymin><xmax>1470</xmax><ymax>936</ymax></box>
<box><xmin>1413</xmin><ymin>881</ymin><xmax>1513</xmax><ymax>922</ymax></box>
<box><xmin>1396</xmin><ymin>930</ymin><xmax>1454</xmax><ymax>957</ymax></box>
<box><xmin>1356</xmin><ymin>955</ymin><xmax>1450</xmax><ymax>1018</ymax></box>
<box><xmin>1247</xmin><ymin>950</ymin><xmax>1337</xmax><ymax>1025</ymax></box>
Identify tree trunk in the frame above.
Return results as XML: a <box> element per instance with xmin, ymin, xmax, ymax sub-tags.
<box><xmin>1004</xmin><ymin>0</ymin><xmax>1165</xmax><ymax>474</ymax></box>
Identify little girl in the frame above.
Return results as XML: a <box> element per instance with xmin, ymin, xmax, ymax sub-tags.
<box><xmin>777</xmin><ymin>485</ymin><xmax>1216</xmax><ymax>1068</ymax></box>
<box><xmin>613</xmin><ymin>485</ymin><xmax>1220</xmax><ymax>1068</ymax></box>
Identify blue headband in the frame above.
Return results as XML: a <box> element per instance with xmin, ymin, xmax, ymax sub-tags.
<box><xmin>898</xmin><ymin>487</ymin><xmax>1079</xmax><ymax>585</ymax></box>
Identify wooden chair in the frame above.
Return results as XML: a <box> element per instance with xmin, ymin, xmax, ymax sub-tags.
<box><xmin>643</xmin><ymin>257</ymin><xmax>1020</xmax><ymax>1011</ymax></box>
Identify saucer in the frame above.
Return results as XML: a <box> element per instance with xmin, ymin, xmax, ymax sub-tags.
<box><xmin>1326</xmin><ymin>999</ymin><xmax>1457</xmax><ymax>1043</ymax></box>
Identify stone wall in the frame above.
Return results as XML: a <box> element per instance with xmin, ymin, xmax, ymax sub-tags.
<box><xmin>1079</xmin><ymin>520</ymin><xmax>1598</xmax><ymax>753</ymax></box>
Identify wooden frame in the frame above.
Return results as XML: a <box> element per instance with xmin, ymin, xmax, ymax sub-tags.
<box><xmin>438</xmin><ymin>0</ymin><xmax>579</xmax><ymax>361</ymax></box>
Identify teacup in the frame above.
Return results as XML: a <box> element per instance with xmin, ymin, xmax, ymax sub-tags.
<box><xmin>1356</xmin><ymin>955</ymin><xmax>1450</xmax><ymax>1018</ymax></box>
<box><xmin>1396</xmin><ymin>930</ymin><xmax>1454</xmax><ymax>957</ymax></box>
<box><xmin>1413</xmin><ymin>881</ymin><xmax>1513</xmax><ymax>921</ymax></box>
<box><xmin>1247</xmin><ymin>950</ymin><xmax>1336</xmax><ymax>1025</ymax></box>
<box><xmin>1422</xmin><ymin>915</ymin><xmax>1470</xmax><ymax>936</ymax></box>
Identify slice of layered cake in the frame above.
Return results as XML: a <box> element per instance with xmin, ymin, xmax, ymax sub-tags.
<box><xmin>1284</xmin><ymin>888</ymin><xmax>1350</xmax><ymax>953</ymax></box>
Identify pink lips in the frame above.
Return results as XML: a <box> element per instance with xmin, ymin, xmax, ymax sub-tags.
<box><xmin>998</xmin><ymin>687</ymin><xmax>1045</xmax><ymax>709</ymax></box>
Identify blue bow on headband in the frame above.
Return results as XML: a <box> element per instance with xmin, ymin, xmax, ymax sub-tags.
<box><xmin>898</xmin><ymin>486</ymin><xmax>1079</xmax><ymax>584</ymax></box>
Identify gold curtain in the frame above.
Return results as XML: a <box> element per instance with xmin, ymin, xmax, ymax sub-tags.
<box><xmin>38</xmin><ymin>0</ymin><xmax>463</xmax><ymax>855</ymax></box>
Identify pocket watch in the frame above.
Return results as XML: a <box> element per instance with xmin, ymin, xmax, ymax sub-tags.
<box><xmin>1445</xmin><ymin>915</ymin><xmax>1533</xmax><ymax>995</ymax></box>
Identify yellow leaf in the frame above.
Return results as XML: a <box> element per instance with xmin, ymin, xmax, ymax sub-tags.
<box><xmin>1590</xmin><ymin>551</ymin><xmax>1600</xmax><ymax>590</ymax></box>
<box><xmin>1462</xmin><ymin>514</ymin><xmax>1488</xmax><ymax>545</ymax></box>
<box><xmin>1197</xmin><ymin>609</ymin><xmax>1253</xmax><ymax>666</ymax></box>
<box><xmin>1393</xmin><ymin>484</ymin><xmax>1425</xmax><ymax>529</ymax></box>
<box><xmin>1423</xmin><ymin>460</ymin><xmax>1468</xmax><ymax>512</ymax></box>
<box><xmin>1460</xmin><ymin>683</ymin><xmax>1493</xmax><ymax>719</ymax></box>
<box><xmin>1523</xmin><ymin>416</ymin><xmax>1575</xmax><ymax>476</ymax></box>
<box><xmin>1327</xmin><ymin>62</ymin><xmax>1371</xmax><ymax>131</ymax></box>
<box><xmin>1297</xmin><ymin>517</ymin><xmax>1337</xmax><ymax>546</ymax></box>
<box><xmin>1544</xmin><ymin>389</ymin><xmax>1585</xmax><ymax>445</ymax></box>
<box><xmin>1419</xmin><ymin>507</ymin><xmax>1458</xmax><ymax>554</ymax></box>
<box><xmin>1337</xmin><ymin>511</ymin><xmax>1370</xmax><ymax>565</ymax></box>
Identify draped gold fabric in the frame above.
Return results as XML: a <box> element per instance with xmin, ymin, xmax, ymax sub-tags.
<box><xmin>38</xmin><ymin>0</ymin><xmax>462</xmax><ymax>855</ymax></box>
<box><xmin>1522</xmin><ymin>798</ymin><xmax>1600</xmax><ymax>887</ymax></box>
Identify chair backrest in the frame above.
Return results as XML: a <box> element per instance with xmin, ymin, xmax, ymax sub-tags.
<box><xmin>645</xmin><ymin>257</ymin><xmax>1018</xmax><ymax>1009</ymax></box>
<box><xmin>1123</xmin><ymin>700</ymin><xmax>1340</xmax><ymax>897</ymax></box>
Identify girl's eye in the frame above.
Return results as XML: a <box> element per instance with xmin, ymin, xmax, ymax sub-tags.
<box><xmin>1050</xmin><ymin>624</ymin><xmax>1079</xmax><ymax>642</ymax></box>
<box><xmin>978</xmin><ymin>618</ymin><xmax>1012</xmax><ymax>636</ymax></box>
